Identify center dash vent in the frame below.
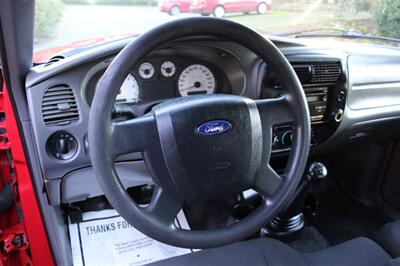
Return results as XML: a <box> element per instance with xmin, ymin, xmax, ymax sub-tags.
<box><xmin>311</xmin><ymin>62</ymin><xmax>342</xmax><ymax>83</ymax></box>
<box><xmin>293</xmin><ymin>64</ymin><xmax>311</xmax><ymax>84</ymax></box>
<box><xmin>42</xmin><ymin>85</ymin><xmax>79</xmax><ymax>126</ymax></box>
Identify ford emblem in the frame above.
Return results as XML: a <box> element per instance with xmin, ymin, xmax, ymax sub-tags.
<box><xmin>196</xmin><ymin>120</ymin><xmax>232</xmax><ymax>136</ymax></box>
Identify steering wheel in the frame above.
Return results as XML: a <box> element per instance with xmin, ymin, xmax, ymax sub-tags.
<box><xmin>88</xmin><ymin>17</ymin><xmax>310</xmax><ymax>249</ymax></box>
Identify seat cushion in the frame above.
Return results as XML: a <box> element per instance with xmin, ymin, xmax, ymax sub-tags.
<box><xmin>378</xmin><ymin>220</ymin><xmax>400</xmax><ymax>257</ymax></box>
<box><xmin>149</xmin><ymin>238</ymin><xmax>308</xmax><ymax>266</ymax></box>
<box><xmin>386</xmin><ymin>258</ymin><xmax>400</xmax><ymax>266</ymax></box>
<box><xmin>304</xmin><ymin>237</ymin><xmax>391</xmax><ymax>266</ymax></box>
<box><xmin>149</xmin><ymin>237</ymin><xmax>390</xmax><ymax>266</ymax></box>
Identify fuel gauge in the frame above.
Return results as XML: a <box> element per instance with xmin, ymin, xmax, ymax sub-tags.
<box><xmin>138</xmin><ymin>62</ymin><xmax>155</xmax><ymax>79</ymax></box>
<box><xmin>160</xmin><ymin>61</ymin><xmax>176</xmax><ymax>77</ymax></box>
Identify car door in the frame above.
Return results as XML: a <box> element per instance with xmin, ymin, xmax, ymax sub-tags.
<box><xmin>221</xmin><ymin>0</ymin><xmax>238</xmax><ymax>12</ymax></box>
<box><xmin>228</xmin><ymin>0</ymin><xmax>254</xmax><ymax>13</ymax></box>
<box><xmin>236</xmin><ymin>0</ymin><xmax>255</xmax><ymax>12</ymax></box>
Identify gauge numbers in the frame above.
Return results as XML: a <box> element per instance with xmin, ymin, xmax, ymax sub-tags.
<box><xmin>138</xmin><ymin>62</ymin><xmax>155</xmax><ymax>79</ymax></box>
<box><xmin>178</xmin><ymin>64</ymin><xmax>216</xmax><ymax>96</ymax></box>
<box><xmin>115</xmin><ymin>74</ymin><xmax>140</xmax><ymax>103</ymax></box>
<box><xmin>96</xmin><ymin>74</ymin><xmax>140</xmax><ymax>103</ymax></box>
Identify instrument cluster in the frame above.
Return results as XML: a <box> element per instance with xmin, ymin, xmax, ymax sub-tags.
<box><xmin>83</xmin><ymin>56</ymin><xmax>232</xmax><ymax>107</ymax></box>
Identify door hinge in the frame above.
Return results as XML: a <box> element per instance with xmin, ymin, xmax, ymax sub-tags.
<box><xmin>0</xmin><ymin>223</ymin><xmax>32</xmax><ymax>266</ymax></box>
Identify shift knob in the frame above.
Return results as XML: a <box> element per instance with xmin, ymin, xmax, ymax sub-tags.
<box><xmin>308</xmin><ymin>162</ymin><xmax>328</xmax><ymax>180</ymax></box>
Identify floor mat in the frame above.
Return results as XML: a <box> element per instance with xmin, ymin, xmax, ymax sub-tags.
<box><xmin>311</xmin><ymin>177</ymin><xmax>391</xmax><ymax>245</ymax></box>
<box><xmin>285</xmin><ymin>226</ymin><xmax>329</xmax><ymax>253</ymax></box>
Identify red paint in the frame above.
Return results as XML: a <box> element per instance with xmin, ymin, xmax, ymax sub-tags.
<box><xmin>0</xmin><ymin>223</ymin><xmax>33</xmax><ymax>266</ymax></box>
<box><xmin>33</xmin><ymin>34</ymin><xmax>134</xmax><ymax>63</ymax></box>
<box><xmin>0</xmin><ymin>135</ymin><xmax>21</xmax><ymax>266</ymax></box>
<box><xmin>159</xmin><ymin>0</ymin><xmax>192</xmax><ymax>14</ymax></box>
<box><xmin>189</xmin><ymin>0</ymin><xmax>272</xmax><ymax>15</ymax></box>
<box><xmin>0</xmin><ymin>83</ymin><xmax>54</xmax><ymax>265</ymax></box>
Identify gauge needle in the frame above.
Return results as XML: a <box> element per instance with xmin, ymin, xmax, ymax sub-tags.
<box><xmin>184</xmin><ymin>82</ymin><xmax>202</xmax><ymax>91</ymax></box>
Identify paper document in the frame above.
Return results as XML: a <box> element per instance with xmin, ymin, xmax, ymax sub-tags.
<box><xmin>69</xmin><ymin>209</ymin><xmax>195</xmax><ymax>266</ymax></box>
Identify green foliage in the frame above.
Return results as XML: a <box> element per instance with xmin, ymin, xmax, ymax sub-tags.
<box><xmin>374</xmin><ymin>0</ymin><xmax>400</xmax><ymax>38</ymax></box>
<box><xmin>35</xmin><ymin>0</ymin><xmax>65</xmax><ymax>39</ymax></box>
<box><xmin>94</xmin><ymin>0</ymin><xmax>158</xmax><ymax>6</ymax></box>
<box><xmin>335</xmin><ymin>0</ymin><xmax>374</xmax><ymax>18</ymax></box>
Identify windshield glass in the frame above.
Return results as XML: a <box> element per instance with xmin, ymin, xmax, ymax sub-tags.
<box><xmin>34</xmin><ymin>0</ymin><xmax>399</xmax><ymax>62</ymax></box>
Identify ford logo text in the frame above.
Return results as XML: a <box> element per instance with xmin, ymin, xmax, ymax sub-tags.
<box><xmin>196</xmin><ymin>120</ymin><xmax>232</xmax><ymax>136</ymax></box>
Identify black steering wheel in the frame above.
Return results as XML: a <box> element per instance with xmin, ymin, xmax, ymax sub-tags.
<box><xmin>88</xmin><ymin>17</ymin><xmax>310</xmax><ymax>249</ymax></box>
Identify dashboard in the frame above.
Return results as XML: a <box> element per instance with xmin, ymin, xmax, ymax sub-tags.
<box><xmin>25</xmin><ymin>37</ymin><xmax>400</xmax><ymax>206</ymax></box>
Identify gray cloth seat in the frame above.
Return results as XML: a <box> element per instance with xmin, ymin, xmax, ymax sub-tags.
<box><xmin>377</xmin><ymin>220</ymin><xmax>400</xmax><ymax>258</ymax></box>
<box><xmin>385</xmin><ymin>258</ymin><xmax>400</xmax><ymax>266</ymax></box>
<box><xmin>150</xmin><ymin>237</ymin><xmax>391</xmax><ymax>266</ymax></box>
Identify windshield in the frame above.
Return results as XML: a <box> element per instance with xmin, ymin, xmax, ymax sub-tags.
<box><xmin>34</xmin><ymin>0</ymin><xmax>399</xmax><ymax>62</ymax></box>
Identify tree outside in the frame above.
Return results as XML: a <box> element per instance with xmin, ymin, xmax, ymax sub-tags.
<box><xmin>374</xmin><ymin>0</ymin><xmax>400</xmax><ymax>38</ymax></box>
<box><xmin>34</xmin><ymin>0</ymin><xmax>400</xmax><ymax>50</ymax></box>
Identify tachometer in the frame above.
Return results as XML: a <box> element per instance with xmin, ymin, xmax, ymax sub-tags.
<box><xmin>116</xmin><ymin>74</ymin><xmax>140</xmax><ymax>103</ymax></box>
<box><xmin>178</xmin><ymin>64</ymin><xmax>216</xmax><ymax>96</ymax></box>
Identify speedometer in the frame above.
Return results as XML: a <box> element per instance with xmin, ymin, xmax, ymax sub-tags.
<box><xmin>178</xmin><ymin>64</ymin><xmax>216</xmax><ymax>96</ymax></box>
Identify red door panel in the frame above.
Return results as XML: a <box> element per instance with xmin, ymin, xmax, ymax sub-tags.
<box><xmin>0</xmin><ymin>81</ymin><xmax>54</xmax><ymax>266</ymax></box>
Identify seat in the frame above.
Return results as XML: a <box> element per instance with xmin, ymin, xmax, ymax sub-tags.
<box><xmin>377</xmin><ymin>220</ymin><xmax>400</xmax><ymax>258</ymax></box>
<box><xmin>150</xmin><ymin>237</ymin><xmax>391</xmax><ymax>266</ymax></box>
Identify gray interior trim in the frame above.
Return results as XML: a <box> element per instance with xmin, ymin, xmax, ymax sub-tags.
<box><xmin>348</xmin><ymin>82</ymin><xmax>400</xmax><ymax>110</ymax></box>
<box><xmin>61</xmin><ymin>161</ymin><xmax>152</xmax><ymax>204</ymax></box>
<box><xmin>26</xmin><ymin>36</ymin><xmax>307</xmax><ymax>88</ymax></box>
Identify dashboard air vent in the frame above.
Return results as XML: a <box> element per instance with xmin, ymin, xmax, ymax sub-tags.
<box><xmin>311</xmin><ymin>62</ymin><xmax>342</xmax><ymax>83</ymax></box>
<box><xmin>292</xmin><ymin>64</ymin><xmax>311</xmax><ymax>84</ymax></box>
<box><xmin>42</xmin><ymin>85</ymin><xmax>79</xmax><ymax>126</ymax></box>
<box><xmin>44</xmin><ymin>55</ymin><xmax>65</xmax><ymax>67</ymax></box>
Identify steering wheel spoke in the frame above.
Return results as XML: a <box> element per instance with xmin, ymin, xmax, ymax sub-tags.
<box><xmin>256</xmin><ymin>97</ymin><xmax>294</xmax><ymax>127</ymax></box>
<box><xmin>145</xmin><ymin>186</ymin><xmax>183</xmax><ymax>225</ymax></box>
<box><xmin>110</xmin><ymin>115</ymin><xmax>157</xmax><ymax>158</ymax></box>
<box><xmin>253</xmin><ymin>164</ymin><xmax>282</xmax><ymax>198</ymax></box>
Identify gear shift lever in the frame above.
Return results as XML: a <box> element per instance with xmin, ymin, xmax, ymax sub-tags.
<box><xmin>263</xmin><ymin>162</ymin><xmax>327</xmax><ymax>237</ymax></box>
<box><xmin>307</xmin><ymin>162</ymin><xmax>328</xmax><ymax>181</ymax></box>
